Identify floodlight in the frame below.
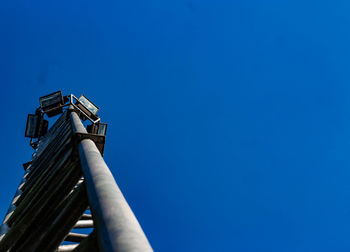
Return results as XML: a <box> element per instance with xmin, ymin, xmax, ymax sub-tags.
<box><xmin>25</xmin><ymin>114</ymin><xmax>40</xmax><ymax>138</ymax></box>
<box><xmin>39</xmin><ymin>91</ymin><xmax>64</xmax><ymax>117</ymax></box>
<box><xmin>75</xmin><ymin>95</ymin><xmax>99</xmax><ymax>120</ymax></box>
<box><xmin>97</xmin><ymin>123</ymin><xmax>107</xmax><ymax>136</ymax></box>
<box><xmin>87</xmin><ymin>122</ymin><xmax>107</xmax><ymax>136</ymax></box>
<box><xmin>25</xmin><ymin>114</ymin><xmax>49</xmax><ymax>138</ymax></box>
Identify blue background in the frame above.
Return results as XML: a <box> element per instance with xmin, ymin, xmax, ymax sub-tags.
<box><xmin>1</xmin><ymin>1</ymin><xmax>350</xmax><ymax>251</ymax></box>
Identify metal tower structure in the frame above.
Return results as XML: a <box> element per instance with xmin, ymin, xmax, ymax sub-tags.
<box><xmin>0</xmin><ymin>92</ymin><xmax>153</xmax><ymax>252</ymax></box>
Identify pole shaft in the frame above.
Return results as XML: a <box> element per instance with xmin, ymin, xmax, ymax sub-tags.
<box><xmin>70</xmin><ymin>111</ymin><xmax>153</xmax><ymax>252</ymax></box>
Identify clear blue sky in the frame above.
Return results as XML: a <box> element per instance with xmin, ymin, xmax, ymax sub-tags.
<box><xmin>1</xmin><ymin>1</ymin><xmax>350</xmax><ymax>251</ymax></box>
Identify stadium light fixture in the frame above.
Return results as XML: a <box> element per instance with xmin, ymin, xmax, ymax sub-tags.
<box><xmin>75</xmin><ymin>95</ymin><xmax>99</xmax><ymax>121</ymax></box>
<box><xmin>25</xmin><ymin>114</ymin><xmax>40</xmax><ymax>138</ymax></box>
<box><xmin>25</xmin><ymin>114</ymin><xmax>49</xmax><ymax>139</ymax></box>
<box><xmin>87</xmin><ymin>122</ymin><xmax>107</xmax><ymax>136</ymax></box>
<box><xmin>97</xmin><ymin>123</ymin><xmax>107</xmax><ymax>136</ymax></box>
<box><xmin>39</xmin><ymin>91</ymin><xmax>64</xmax><ymax>117</ymax></box>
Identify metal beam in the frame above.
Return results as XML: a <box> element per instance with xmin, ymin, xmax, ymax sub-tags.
<box><xmin>65</xmin><ymin>233</ymin><xmax>89</xmax><ymax>243</ymax></box>
<box><xmin>72</xmin><ymin>231</ymin><xmax>99</xmax><ymax>252</ymax></box>
<box><xmin>80</xmin><ymin>214</ymin><xmax>92</xmax><ymax>220</ymax></box>
<box><xmin>58</xmin><ymin>244</ymin><xmax>79</xmax><ymax>251</ymax></box>
<box><xmin>74</xmin><ymin>219</ymin><xmax>94</xmax><ymax>228</ymax></box>
<box><xmin>70</xmin><ymin>111</ymin><xmax>153</xmax><ymax>252</ymax></box>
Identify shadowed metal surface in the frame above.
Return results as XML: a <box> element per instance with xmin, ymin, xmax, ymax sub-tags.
<box><xmin>0</xmin><ymin>102</ymin><xmax>152</xmax><ymax>252</ymax></box>
<box><xmin>71</xmin><ymin>110</ymin><xmax>153</xmax><ymax>252</ymax></box>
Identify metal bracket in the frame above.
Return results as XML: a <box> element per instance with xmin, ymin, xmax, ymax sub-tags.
<box><xmin>22</xmin><ymin>161</ymin><xmax>33</xmax><ymax>171</ymax></box>
<box><xmin>74</xmin><ymin>133</ymin><xmax>105</xmax><ymax>156</ymax></box>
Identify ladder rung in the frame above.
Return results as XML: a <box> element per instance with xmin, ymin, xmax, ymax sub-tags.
<box><xmin>74</xmin><ymin>219</ymin><xmax>94</xmax><ymax>228</ymax></box>
<box><xmin>64</xmin><ymin>232</ymin><xmax>88</xmax><ymax>243</ymax></box>
<box><xmin>80</xmin><ymin>214</ymin><xmax>92</xmax><ymax>220</ymax></box>
<box><xmin>58</xmin><ymin>244</ymin><xmax>78</xmax><ymax>251</ymax></box>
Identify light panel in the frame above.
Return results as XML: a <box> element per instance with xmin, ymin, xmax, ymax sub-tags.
<box><xmin>97</xmin><ymin>123</ymin><xmax>107</xmax><ymax>136</ymax></box>
<box><xmin>39</xmin><ymin>91</ymin><xmax>64</xmax><ymax>117</ymax></box>
<box><xmin>25</xmin><ymin>114</ymin><xmax>39</xmax><ymax>138</ymax></box>
<box><xmin>40</xmin><ymin>91</ymin><xmax>63</xmax><ymax>109</ymax></box>
<box><xmin>78</xmin><ymin>95</ymin><xmax>99</xmax><ymax>115</ymax></box>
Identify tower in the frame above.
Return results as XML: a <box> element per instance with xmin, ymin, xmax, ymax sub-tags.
<box><xmin>0</xmin><ymin>92</ymin><xmax>152</xmax><ymax>252</ymax></box>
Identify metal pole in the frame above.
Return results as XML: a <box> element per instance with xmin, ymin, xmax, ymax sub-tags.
<box><xmin>70</xmin><ymin>111</ymin><xmax>153</xmax><ymax>252</ymax></box>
